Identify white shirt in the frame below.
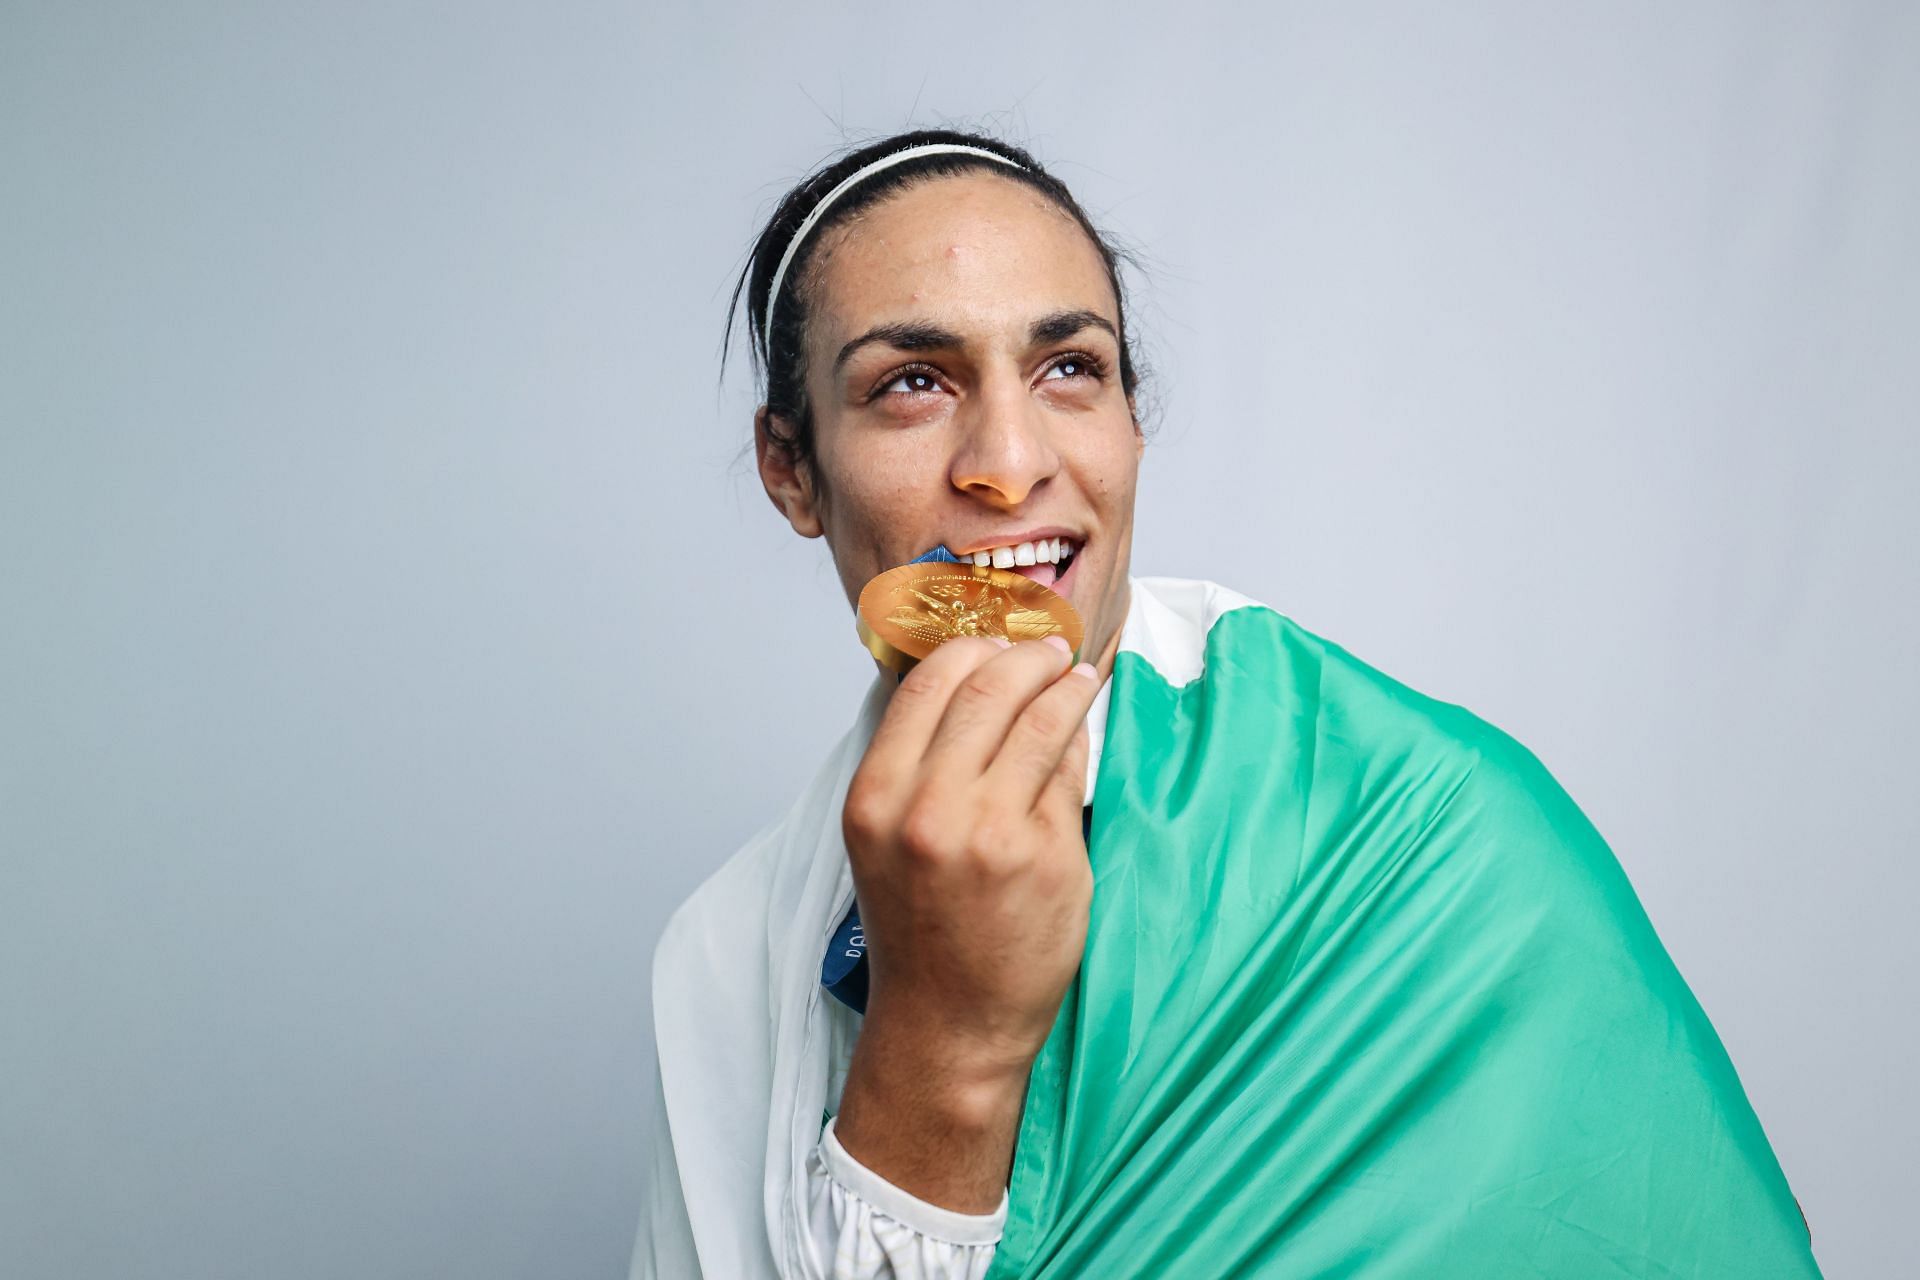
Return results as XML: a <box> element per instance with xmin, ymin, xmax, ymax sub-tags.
<box><xmin>803</xmin><ymin>1120</ymin><xmax>1003</xmax><ymax>1278</ymax></box>
<box><xmin>798</xmin><ymin>670</ymin><xmax>1113</xmax><ymax>1277</ymax></box>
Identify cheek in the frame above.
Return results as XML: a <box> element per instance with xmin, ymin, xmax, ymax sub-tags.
<box><xmin>1075</xmin><ymin>430</ymin><xmax>1143</xmax><ymax>504</ymax></box>
<box><xmin>844</xmin><ymin>444</ymin><xmax>937</xmax><ymax>507</ymax></box>
<box><xmin>814</xmin><ymin>430</ymin><xmax>949</xmax><ymax>537</ymax></box>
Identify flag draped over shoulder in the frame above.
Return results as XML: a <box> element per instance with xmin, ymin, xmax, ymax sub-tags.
<box><xmin>636</xmin><ymin>577</ymin><xmax>1820</xmax><ymax>1279</ymax></box>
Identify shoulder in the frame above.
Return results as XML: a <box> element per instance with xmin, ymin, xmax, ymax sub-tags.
<box><xmin>1133</xmin><ymin>573</ymin><xmax>1510</xmax><ymax>756</ymax></box>
<box><xmin>1141</xmin><ymin>573</ymin><xmax>1591</xmax><ymax>854</ymax></box>
<box><xmin>650</xmin><ymin>670</ymin><xmax>888</xmax><ymax>1059</ymax></box>
<box><xmin>651</xmin><ymin>671</ymin><xmax>889</xmax><ymax>1002</ymax></box>
<box><xmin>1135</xmin><ymin>575</ymin><xmax>1707</xmax><ymax>1031</ymax></box>
<box><xmin>651</xmin><ymin>820</ymin><xmax>786</xmax><ymax>1004</ymax></box>
<box><xmin>1263</xmin><ymin>596</ymin><xmax>1594</xmax><ymax>846</ymax></box>
<box><xmin>1243</xmin><ymin>589</ymin><xmax>1636</xmax><ymax>911</ymax></box>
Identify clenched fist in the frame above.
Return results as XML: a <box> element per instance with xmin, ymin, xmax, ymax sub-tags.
<box><xmin>832</xmin><ymin>631</ymin><xmax>1105</xmax><ymax>1212</ymax></box>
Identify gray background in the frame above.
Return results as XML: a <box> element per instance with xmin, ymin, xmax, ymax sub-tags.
<box><xmin>2</xmin><ymin>3</ymin><xmax>1912</xmax><ymax>1277</ymax></box>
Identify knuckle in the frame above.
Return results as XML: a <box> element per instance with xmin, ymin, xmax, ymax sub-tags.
<box><xmin>1070</xmin><ymin>737</ymin><xmax>1090</xmax><ymax>767</ymax></box>
<box><xmin>842</xmin><ymin>787</ymin><xmax>886</xmax><ymax>842</ymax></box>
<box><xmin>952</xmin><ymin>660</ymin><xmax>1013</xmax><ymax>702</ymax></box>
<box><xmin>965</xmin><ymin>812</ymin><xmax>1013</xmax><ymax>862</ymax></box>
<box><xmin>963</xmin><ymin>848</ymin><xmax>1015</xmax><ymax>881</ymax></box>
<box><xmin>887</xmin><ymin>669</ymin><xmax>946</xmax><ymax>710</ymax></box>
<box><xmin>1020</xmin><ymin>701</ymin><xmax>1068</xmax><ymax>740</ymax></box>
<box><xmin>948</xmin><ymin>675</ymin><xmax>1006</xmax><ymax>718</ymax></box>
<box><xmin>1057</xmin><ymin>740</ymin><xmax>1087</xmax><ymax>779</ymax></box>
<box><xmin>898</xmin><ymin>802</ymin><xmax>954</xmax><ymax>862</ymax></box>
<box><xmin>1033</xmin><ymin>801</ymin><xmax>1071</xmax><ymax>839</ymax></box>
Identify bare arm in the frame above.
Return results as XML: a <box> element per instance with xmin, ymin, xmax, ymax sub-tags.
<box><xmin>831</xmin><ymin>997</ymin><xmax>1032</xmax><ymax>1213</ymax></box>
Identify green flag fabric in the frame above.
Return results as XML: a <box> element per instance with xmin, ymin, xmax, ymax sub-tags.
<box><xmin>986</xmin><ymin>597</ymin><xmax>1818</xmax><ymax>1278</ymax></box>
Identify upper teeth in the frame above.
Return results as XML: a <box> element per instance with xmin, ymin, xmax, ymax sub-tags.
<box><xmin>970</xmin><ymin>537</ymin><xmax>1075</xmax><ymax>569</ymax></box>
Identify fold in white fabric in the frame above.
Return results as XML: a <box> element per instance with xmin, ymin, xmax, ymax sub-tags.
<box><xmin>803</xmin><ymin>1117</ymin><xmax>1003</xmax><ymax>1279</ymax></box>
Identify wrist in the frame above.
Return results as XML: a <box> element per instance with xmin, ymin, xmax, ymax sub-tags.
<box><xmin>854</xmin><ymin>997</ymin><xmax>1042</xmax><ymax>1106</ymax></box>
<box><xmin>831</xmin><ymin>1010</ymin><xmax>1032</xmax><ymax>1214</ymax></box>
<box><xmin>820</xmin><ymin>1117</ymin><xmax>1009</xmax><ymax>1241</ymax></box>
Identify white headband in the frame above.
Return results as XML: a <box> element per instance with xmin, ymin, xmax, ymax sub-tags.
<box><xmin>761</xmin><ymin>143</ymin><xmax>1027</xmax><ymax>355</ymax></box>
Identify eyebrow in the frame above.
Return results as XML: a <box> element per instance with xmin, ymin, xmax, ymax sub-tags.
<box><xmin>832</xmin><ymin>308</ymin><xmax>1120</xmax><ymax>374</ymax></box>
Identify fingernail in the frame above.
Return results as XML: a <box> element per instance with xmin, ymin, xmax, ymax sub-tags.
<box><xmin>1072</xmin><ymin>662</ymin><xmax>1098</xmax><ymax>681</ymax></box>
<box><xmin>1043</xmin><ymin>635</ymin><xmax>1071</xmax><ymax>654</ymax></box>
<box><xmin>991</xmin><ymin>636</ymin><xmax>1012</xmax><ymax>649</ymax></box>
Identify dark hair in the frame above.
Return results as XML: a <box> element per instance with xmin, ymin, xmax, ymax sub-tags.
<box><xmin>723</xmin><ymin>128</ymin><xmax>1147</xmax><ymax>485</ymax></box>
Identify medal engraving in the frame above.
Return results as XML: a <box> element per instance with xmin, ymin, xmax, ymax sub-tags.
<box><xmin>856</xmin><ymin>563</ymin><xmax>1084</xmax><ymax>674</ymax></box>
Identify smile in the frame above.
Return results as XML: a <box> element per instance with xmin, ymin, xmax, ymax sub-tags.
<box><xmin>953</xmin><ymin>535</ymin><xmax>1080</xmax><ymax>591</ymax></box>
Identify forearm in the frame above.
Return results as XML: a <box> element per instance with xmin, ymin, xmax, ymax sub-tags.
<box><xmin>830</xmin><ymin>1004</ymin><xmax>1031</xmax><ymax>1215</ymax></box>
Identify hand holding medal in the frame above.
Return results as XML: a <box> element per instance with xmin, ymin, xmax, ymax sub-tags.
<box><xmin>836</xmin><ymin>542</ymin><xmax>1101</xmax><ymax>1208</ymax></box>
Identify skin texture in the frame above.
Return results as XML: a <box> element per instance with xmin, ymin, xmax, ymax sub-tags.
<box><xmin>754</xmin><ymin>171</ymin><xmax>1145</xmax><ymax>1213</ymax></box>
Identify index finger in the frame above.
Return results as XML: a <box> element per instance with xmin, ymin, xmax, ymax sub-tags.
<box><xmin>983</xmin><ymin>657</ymin><xmax>1104</xmax><ymax>813</ymax></box>
<box><xmin>856</xmin><ymin>636</ymin><xmax>1006</xmax><ymax>790</ymax></box>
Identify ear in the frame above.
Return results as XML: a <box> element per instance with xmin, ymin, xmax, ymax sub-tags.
<box><xmin>755</xmin><ymin>406</ymin><xmax>825</xmax><ymax>539</ymax></box>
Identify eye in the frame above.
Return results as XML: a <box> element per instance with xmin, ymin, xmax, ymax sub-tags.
<box><xmin>873</xmin><ymin>363</ymin><xmax>946</xmax><ymax>399</ymax></box>
<box><xmin>1041</xmin><ymin>352</ymin><xmax>1106</xmax><ymax>383</ymax></box>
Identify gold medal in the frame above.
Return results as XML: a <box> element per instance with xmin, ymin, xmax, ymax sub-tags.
<box><xmin>856</xmin><ymin>562</ymin><xmax>1085</xmax><ymax>675</ymax></box>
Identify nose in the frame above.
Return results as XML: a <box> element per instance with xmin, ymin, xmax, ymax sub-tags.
<box><xmin>949</xmin><ymin>374</ymin><xmax>1060</xmax><ymax>508</ymax></box>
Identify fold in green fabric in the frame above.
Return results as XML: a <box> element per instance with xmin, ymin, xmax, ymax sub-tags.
<box><xmin>987</xmin><ymin>605</ymin><xmax>1819</xmax><ymax>1278</ymax></box>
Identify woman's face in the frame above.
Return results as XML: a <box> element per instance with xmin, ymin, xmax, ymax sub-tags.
<box><xmin>757</xmin><ymin>171</ymin><xmax>1144</xmax><ymax>676</ymax></box>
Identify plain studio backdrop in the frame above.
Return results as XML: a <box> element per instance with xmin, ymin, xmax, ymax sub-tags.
<box><xmin>2</xmin><ymin>3</ymin><xmax>1913</xmax><ymax>1277</ymax></box>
